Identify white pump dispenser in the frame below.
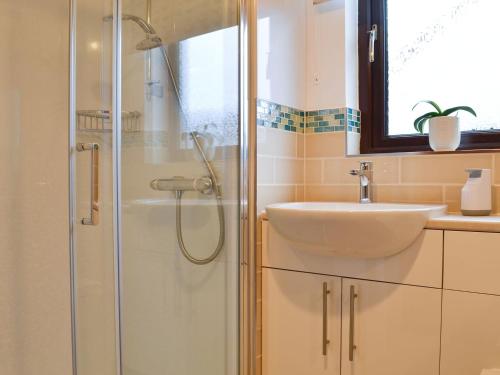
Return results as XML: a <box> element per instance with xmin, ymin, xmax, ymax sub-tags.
<box><xmin>461</xmin><ymin>169</ymin><xmax>492</xmax><ymax>216</ymax></box>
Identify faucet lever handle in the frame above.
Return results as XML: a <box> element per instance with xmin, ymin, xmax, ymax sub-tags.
<box><xmin>359</xmin><ymin>161</ymin><xmax>373</xmax><ymax>170</ymax></box>
<box><xmin>350</xmin><ymin>161</ymin><xmax>373</xmax><ymax>204</ymax></box>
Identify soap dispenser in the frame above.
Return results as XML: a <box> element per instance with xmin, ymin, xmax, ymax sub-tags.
<box><xmin>461</xmin><ymin>169</ymin><xmax>492</xmax><ymax>216</ymax></box>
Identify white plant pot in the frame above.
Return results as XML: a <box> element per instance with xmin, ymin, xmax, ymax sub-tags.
<box><xmin>428</xmin><ymin>117</ymin><xmax>461</xmax><ymax>151</ymax></box>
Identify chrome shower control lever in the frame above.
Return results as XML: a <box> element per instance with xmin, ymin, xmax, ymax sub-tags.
<box><xmin>150</xmin><ymin>176</ymin><xmax>213</xmax><ymax>195</ymax></box>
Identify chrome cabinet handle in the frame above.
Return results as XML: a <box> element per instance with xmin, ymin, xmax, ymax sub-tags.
<box><xmin>349</xmin><ymin>285</ymin><xmax>358</xmax><ymax>361</ymax></box>
<box><xmin>368</xmin><ymin>24</ymin><xmax>378</xmax><ymax>63</ymax></box>
<box><xmin>322</xmin><ymin>282</ymin><xmax>331</xmax><ymax>356</ymax></box>
<box><xmin>77</xmin><ymin>143</ymin><xmax>100</xmax><ymax>225</ymax></box>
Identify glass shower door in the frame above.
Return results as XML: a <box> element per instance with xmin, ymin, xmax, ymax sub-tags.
<box><xmin>118</xmin><ymin>1</ymin><xmax>241</xmax><ymax>374</ymax></box>
<box><xmin>72</xmin><ymin>0</ymin><xmax>118</xmax><ymax>374</ymax></box>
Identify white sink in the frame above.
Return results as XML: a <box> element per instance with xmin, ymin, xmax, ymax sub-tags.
<box><xmin>266</xmin><ymin>202</ymin><xmax>447</xmax><ymax>258</ymax></box>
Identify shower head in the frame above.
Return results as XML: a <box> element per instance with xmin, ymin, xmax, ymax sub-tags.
<box><xmin>136</xmin><ymin>35</ymin><xmax>163</xmax><ymax>51</ymax></box>
<box><xmin>103</xmin><ymin>14</ymin><xmax>163</xmax><ymax>51</ymax></box>
<box><xmin>103</xmin><ymin>12</ymin><xmax>182</xmax><ymax>118</ymax></box>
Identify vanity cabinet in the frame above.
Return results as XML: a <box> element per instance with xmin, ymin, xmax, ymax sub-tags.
<box><xmin>262</xmin><ymin>269</ymin><xmax>441</xmax><ymax>375</ymax></box>
<box><xmin>262</xmin><ymin>268</ymin><xmax>341</xmax><ymax>375</ymax></box>
<box><xmin>340</xmin><ymin>279</ymin><xmax>441</xmax><ymax>375</ymax></box>
<box><xmin>262</xmin><ymin>221</ymin><xmax>500</xmax><ymax>375</ymax></box>
<box><xmin>440</xmin><ymin>290</ymin><xmax>500</xmax><ymax>375</ymax></box>
<box><xmin>440</xmin><ymin>231</ymin><xmax>500</xmax><ymax>374</ymax></box>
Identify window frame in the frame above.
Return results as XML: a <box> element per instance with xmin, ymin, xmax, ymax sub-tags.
<box><xmin>358</xmin><ymin>0</ymin><xmax>500</xmax><ymax>154</ymax></box>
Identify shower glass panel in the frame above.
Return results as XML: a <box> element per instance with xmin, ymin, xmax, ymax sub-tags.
<box><xmin>119</xmin><ymin>1</ymin><xmax>240</xmax><ymax>374</ymax></box>
<box><xmin>72</xmin><ymin>0</ymin><xmax>117</xmax><ymax>374</ymax></box>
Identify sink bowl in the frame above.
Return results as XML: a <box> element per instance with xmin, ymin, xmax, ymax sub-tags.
<box><xmin>266</xmin><ymin>202</ymin><xmax>447</xmax><ymax>258</ymax></box>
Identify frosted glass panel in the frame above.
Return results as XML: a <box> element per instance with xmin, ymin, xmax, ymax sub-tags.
<box><xmin>387</xmin><ymin>0</ymin><xmax>500</xmax><ymax>135</ymax></box>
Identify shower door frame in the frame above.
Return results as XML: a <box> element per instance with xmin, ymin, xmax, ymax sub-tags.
<box><xmin>68</xmin><ymin>0</ymin><xmax>257</xmax><ymax>374</ymax></box>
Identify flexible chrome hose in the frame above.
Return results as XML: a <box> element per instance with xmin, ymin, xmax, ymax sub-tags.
<box><xmin>175</xmin><ymin>191</ymin><xmax>225</xmax><ymax>265</ymax></box>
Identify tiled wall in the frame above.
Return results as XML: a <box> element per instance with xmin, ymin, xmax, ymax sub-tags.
<box><xmin>257</xmin><ymin>99</ymin><xmax>361</xmax><ymax>135</ymax></box>
<box><xmin>304</xmin><ymin>132</ymin><xmax>500</xmax><ymax>213</ymax></box>
<box><xmin>257</xmin><ymin>103</ymin><xmax>500</xmax><ymax>215</ymax></box>
<box><xmin>256</xmin><ymin>121</ymin><xmax>305</xmax><ymax>374</ymax></box>
<box><xmin>305</xmin><ymin>108</ymin><xmax>361</xmax><ymax>134</ymax></box>
<box><xmin>257</xmin><ymin>99</ymin><xmax>305</xmax><ymax>133</ymax></box>
<box><xmin>257</xmin><ymin>126</ymin><xmax>305</xmax><ymax>213</ymax></box>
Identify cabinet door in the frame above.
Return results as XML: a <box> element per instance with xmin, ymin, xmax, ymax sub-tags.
<box><xmin>441</xmin><ymin>290</ymin><xmax>500</xmax><ymax>375</ymax></box>
<box><xmin>341</xmin><ymin>279</ymin><xmax>441</xmax><ymax>375</ymax></box>
<box><xmin>444</xmin><ymin>231</ymin><xmax>500</xmax><ymax>295</ymax></box>
<box><xmin>262</xmin><ymin>268</ymin><xmax>341</xmax><ymax>375</ymax></box>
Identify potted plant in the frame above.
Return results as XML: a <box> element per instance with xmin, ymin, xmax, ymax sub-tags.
<box><xmin>413</xmin><ymin>100</ymin><xmax>477</xmax><ymax>151</ymax></box>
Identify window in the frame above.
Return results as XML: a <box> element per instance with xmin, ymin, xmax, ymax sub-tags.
<box><xmin>359</xmin><ymin>0</ymin><xmax>500</xmax><ymax>153</ymax></box>
<box><xmin>177</xmin><ymin>26</ymin><xmax>239</xmax><ymax>146</ymax></box>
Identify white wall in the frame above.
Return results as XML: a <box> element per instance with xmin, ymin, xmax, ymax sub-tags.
<box><xmin>306</xmin><ymin>0</ymin><xmax>346</xmax><ymax>110</ymax></box>
<box><xmin>344</xmin><ymin>0</ymin><xmax>359</xmax><ymax>109</ymax></box>
<box><xmin>307</xmin><ymin>0</ymin><xmax>358</xmax><ymax>110</ymax></box>
<box><xmin>257</xmin><ymin>0</ymin><xmax>307</xmax><ymax>109</ymax></box>
<box><xmin>258</xmin><ymin>0</ymin><xmax>358</xmax><ymax>111</ymax></box>
<box><xmin>0</xmin><ymin>1</ymin><xmax>73</xmax><ymax>374</ymax></box>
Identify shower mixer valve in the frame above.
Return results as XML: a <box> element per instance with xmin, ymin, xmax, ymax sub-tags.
<box><xmin>150</xmin><ymin>176</ymin><xmax>214</xmax><ymax>195</ymax></box>
<box><xmin>150</xmin><ymin>173</ymin><xmax>225</xmax><ymax>266</ymax></box>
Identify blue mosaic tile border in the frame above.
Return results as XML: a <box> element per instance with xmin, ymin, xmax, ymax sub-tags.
<box><xmin>346</xmin><ymin>108</ymin><xmax>362</xmax><ymax>133</ymax></box>
<box><xmin>257</xmin><ymin>99</ymin><xmax>361</xmax><ymax>134</ymax></box>
<box><xmin>256</xmin><ymin>99</ymin><xmax>304</xmax><ymax>133</ymax></box>
<box><xmin>305</xmin><ymin>108</ymin><xmax>361</xmax><ymax>134</ymax></box>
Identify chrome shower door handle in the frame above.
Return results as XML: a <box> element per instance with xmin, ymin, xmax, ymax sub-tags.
<box><xmin>77</xmin><ymin>143</ymin><xmax>100</xmax><ymax>225</ymax></box>
<box><xmin>349</xmin><ymin>285</ymin><xmax>358</xmax><ymax>361</ymax></box>
<box><xmin>322</xmin><ymin>282</ymin><xmax>331</xmax><ymax>356</ymax></box>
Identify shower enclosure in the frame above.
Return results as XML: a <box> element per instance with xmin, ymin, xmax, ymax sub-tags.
<box><xmin>70</xmin><ymin>0</ymin><xmax>256</xmax><ymax>374</ymax></box>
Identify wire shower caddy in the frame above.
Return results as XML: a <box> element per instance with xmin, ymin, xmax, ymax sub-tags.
<box><xmin>76</xmin><ymin>110</ymin><xmax>141</xmax><ymax>132</ymax></box>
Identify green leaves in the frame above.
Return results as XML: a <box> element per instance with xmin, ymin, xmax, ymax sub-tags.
<box><xmin>441</xmin><ymin>106</ymin><xmax>477</xmax><ymax>117</ymax></box>
<box><xmin>412</xmin><ymin>100</ymin><xmax>442</xmax><ymax>114</ymax></box>
<box><xmin>413</xmin><ymin>112</ymin><xmax>440</xmax><ymax>134</ymax></box>
<box><xmin>412</xmin><ymin>101</ymin><xmax>477</xmax><ymax>134</ymax></box>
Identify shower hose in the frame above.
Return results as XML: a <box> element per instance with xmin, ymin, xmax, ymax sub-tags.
<box><xmin>175</xmin><ymin>190</ymin><xmax>225</xmax><ymax>265</ymax></box>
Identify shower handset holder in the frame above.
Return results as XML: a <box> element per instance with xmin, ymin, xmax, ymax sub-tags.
<box><xmin>150</xmin><ymin>176</ymin><xmax>214</xmax><ymax>196</ymax></box>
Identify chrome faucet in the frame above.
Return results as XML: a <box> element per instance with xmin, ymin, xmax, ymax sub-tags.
<box><xmin>349</xmin><ymin>161</ymin><xmax>373</xmax><ymax>203</ymax></box>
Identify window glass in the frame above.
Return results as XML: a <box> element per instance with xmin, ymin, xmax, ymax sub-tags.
<box><xmin>387</xmin><ymin>0</ymin><xmax>500</xmax><ymax>135</ymax></box>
